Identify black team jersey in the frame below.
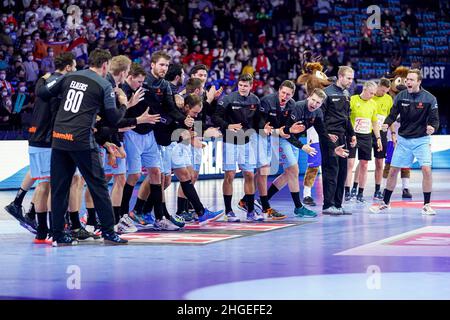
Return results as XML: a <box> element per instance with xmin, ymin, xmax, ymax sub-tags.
<box><xmin>283</xmin><ymin>99</ymin><xmax>327</xmax><ymax>149</ymax></box>
<box><xmin>385</xmin><ymin>88</ymin><xmax>439</xmax><ymax>138</ymax></box>
<box><xmin>259</xmin><ymin>93</ymin><xmax>302</xmax><ymax>148</ymax></box>
<box><xmin>94</xmin><ymin>73</ymin><xmax>138</xmax><ymax>147</ymax></box>
<box><xmin>122</xmin><ymin>73</ymin><xmax>185</xmax><ymax>143</ymax></box>
<box><xmin>212</xmin><ymin>91</ymin><xmax>262</xmax><ymax>145</ymax></box>
<box><xmin>28</xmin><ymin>72</ymin><xmax>62</xmax><ymax>148</ymax></box>
<box><xmin>37</xmin><ymin>69</ymin><xmax>126</xmax><ymax>151</ymax></box>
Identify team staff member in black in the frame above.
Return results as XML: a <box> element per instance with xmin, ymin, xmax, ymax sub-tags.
<box><xmin>38</xmin><ymin>49</ymin><xmax>129</xmax><ymax>246</ymax></box>
<box><xmin>320</xmin><ymin>66</ymin><xmax>357</xmax><ymax>216</ymax></box>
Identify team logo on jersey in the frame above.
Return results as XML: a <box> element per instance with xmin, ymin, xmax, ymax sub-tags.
<box><xmin>284</xmin><ymin>111</ymin><xmax>289</xmax><ymax>116</ymax></box>
<box><xmin>250</xmin><ymin>104</ymin><xmax>256</xmax><ymax>110</ymax></box>
<box><xmin>110</xmin><ymin>91</ymin><xmax>115</xmax><ymax>98</ymax></box>
<box><xmin>156</xmin><ymin>88</ymin><xmax>162</xmax><ymax>95</ymax></box>
<box><xmin>417</xmin><ymin>102</ymin><xmax>424</xmax><ymax>109</ymax></box>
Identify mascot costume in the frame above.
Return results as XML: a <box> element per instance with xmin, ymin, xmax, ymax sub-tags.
<box><xmin>296</xmin><ymin>52</ymin><xmax>333</xmax><ymax>206</ymax></box>
<box><xmin>383</xmin><ymin>66</ymin><xmax>412</xmax><ymax>199</ymax></box>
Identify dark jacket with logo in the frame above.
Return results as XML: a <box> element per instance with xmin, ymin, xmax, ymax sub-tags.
<box><xmin>212</xmin><ymin>91</ymin><xmax>262</xmax><ymax>145</ymax></box>
<box><xmin>322</xmin><ymin>83</ymin><xmax>355</xmax><ymax>138</ymax></box>
<box><xmin>384</xmin><ymin>88</ymin><xmax>439</xmax><ymax>138</ymax></box>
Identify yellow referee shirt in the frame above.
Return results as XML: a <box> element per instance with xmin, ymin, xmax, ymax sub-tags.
<box><xmin>350</xmin><ymin>95</ymin><xmax>378</xmax><ymax>134</ymax></box>
<box><xmin>372</xmin><ymin>93</ymin><xmax>393</xmax><ymax>129</ymax></box>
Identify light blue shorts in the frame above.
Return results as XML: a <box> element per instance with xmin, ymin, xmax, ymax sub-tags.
<box><xmin>279</xmin><ymin>138</ymin><xmax>300</xmax><ymax>169</ymax></box>
<box><xmin>100</xmin><ymin>143</ymin><xmax>127</xmax><ymax>176</ymax></box>
<box><xmin>222</xmin><ymin>141</ymin><xmax>256</xmax><ymax>172</ymax></box>
<box><xmin>253</xmin><ymin>133</ymin><xmax>272</xmax><ymax>168</ymax></box>
<box><xmin>391</xmin><ymin>135</ymin><xmax>431</xmax><ymax>168</ymax></box>
<box><xmin>160</xmin><ymin>142</ymin><xmax>177</xmax><ymax>175</ymax></box>
<box><xmin>124</xmin><ymin>130</ymin><xmax>162</xmax><ymax>173</ymax></box>
<box><xmin>191</xmin><ymin>144</ymin><xmax>203</xmax><ymax>172</ymax></box>
<box><xmin>29</xmin><ymin>146</ymin><xmax>51</xmax><ymax>181</ymax></box>
<box><xmin>173</xmin><ymin>142</ymin><xmax>193</xmax><ymax>170</ymax></box>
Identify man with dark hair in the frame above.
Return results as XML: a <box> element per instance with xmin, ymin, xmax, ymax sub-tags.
<box><xmin>5</xmin><ymin>52</ymin><xmax>79</xmax><ymax>241</ymax></box>
<box><xmin>37</xmin><ymin>48</ymin><xmax>129</xmax><ymax>246</ymax></box>
<box><xmin>84</xmin><ymin>56</ymin><xmax>158</xmax><ymax>235</ymax></box>
<box><xmin>370</xmin><ymin>69</ymin><xmax>439</xmax><ymax>215</ymax></box>
<box><xmin>120</xmin><ymin>51</ymin><xmax>193</xmax><ymax>230</ymax></box>
<box><xmin>261</xmin><ymin>83</ymin><xmax>320</xmax><ymax>218</ymax></box>
<box><xmin>175</xmin><ymin>63</ymin><xmax>223</xmax><ymax>221</ymax></box>
<box><xmin>165</xmin><ymin>63</ymin><xmax>185</xmax><ymax>94</ymax></box>
<box><xmin>213</xmin><ymin>74</ymin><xmax>262</xmax><ymax>222</ymax></box>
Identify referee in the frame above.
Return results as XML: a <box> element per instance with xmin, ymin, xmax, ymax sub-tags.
<box><xmin>38</xmin><ymin>49</ymin><xmax>129</xmax><ymax>246</ymax></box>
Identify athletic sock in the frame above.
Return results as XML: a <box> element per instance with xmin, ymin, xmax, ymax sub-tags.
<box><xmin>113</xmin><ymin>206</ymin><xmax>121</xmax><ymax>224</ymax></box>
<box><xmin>69</xmin><ymin>211</ymin><xmax>81</xmax><ymax>230</ymax></box>
<box><xmin>224</xmin><ymin>195</ymin><xmax>233</xmax><ymax>213</ymax></box>
<box><xmin>120</xmin><ymin>183</ymin><xmax>134</xmax><ymax>216</ymax></box>
<box><xmin>267</xmin><ymin>184</ymin><xmax>279</xmax><ymax>200</ymax></box>
<box><xmin>246</xmin><ymin>194</ymin><xmax>255</xmax><ymax>212</ymax></box>
<box><xmin>13</xmin><ymin>188</ymin><xmax>27</xmax><ymax>206</ymax></box>
<box><xmin>424</xmin><ymin>192</ymin><xmax>431</xmax><ymax>205</ymax></box>
<box><xmin>291</xmin><ymin>192</ymin><xmax>303</xmax><ymax>208</ymax></box>
<box><xmin>260</xmin><ymin>195</ymin><xmax>270</xmax><ymax>211</ymax></box>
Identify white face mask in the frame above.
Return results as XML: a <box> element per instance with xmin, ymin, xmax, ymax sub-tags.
<box><xmin>28</xmin><ymin>56</ymin><xmax>34</xmax><ymax>61</ymax></box>
<box><xmin>19</xmin><ymin>87</ymin><xmax>26</xmax><ymax>92</ymax></box>
<box><xmin>0</xmin><ymin>74</ymin><xmax>6</xmax><ymax>80</ymax></box>
<box><xmin>2</xmin><ymin>91</ymin><xmax>7</xmax><ymax>96</ymax></box>
<box><xmin>49</xmin><ymin>52</ymin><xmax>54</xmax><ymax>57</ymax></box>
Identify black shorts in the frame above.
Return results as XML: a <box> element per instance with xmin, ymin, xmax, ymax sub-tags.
<box><xmin>349</xmin><ymin>133</ymin><xmax>372</xmax><ymax>160</ymax></box>
<box><xmin>372</xmin><ymin>131</ymin><xmax>388</xmax><ymax>159</ymax></box>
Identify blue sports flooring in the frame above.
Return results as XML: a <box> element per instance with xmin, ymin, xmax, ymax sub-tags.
<box><xmin>1</xmin><ymin>169</ymin><xmax>450</xmax><ymax>300</ymax></box>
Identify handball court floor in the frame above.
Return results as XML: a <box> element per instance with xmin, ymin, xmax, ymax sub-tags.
<box><xmin>1</xmin><ymin>169</ymin><xmax>450</xmax><ymax>300</ymax></box>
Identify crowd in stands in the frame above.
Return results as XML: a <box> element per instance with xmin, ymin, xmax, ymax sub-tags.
<box><xmin>0</xmin><ymin>0</ymin><xmax>449</xmax><ymax>137</ymax></box>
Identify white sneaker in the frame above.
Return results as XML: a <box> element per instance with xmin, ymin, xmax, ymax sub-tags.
<box><xmin>369</xmin><ymin>202</ymin><xmax>391</xmax><ymax>213</ymax></box>
<box><xmin>154</xmin><ymin>218</ymin><xmax>180</xmax><ymax>231</ymax></box>
<box><xmin>116</xmin><ymin>214</ymin><xmax>138</xmax><ymax>234</ymax></box>
<box><xmin>422</xmin><ymin>204</ymin><xmax>436</xmax><ymax>215</ymax></box>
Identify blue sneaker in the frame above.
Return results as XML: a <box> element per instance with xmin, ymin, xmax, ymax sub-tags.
<box><xmin>170</xmin><ymin>214</ymin><xmax>185</xmax><ymax>228</ymax></box>
<box><xmin>246</xmin><ymin>210</ymin><xmax>264</xmax><ymax>222</ymax></box>
<box><xmin>294</xmin><ymin>206</ymin><xmax>317</xmax><ymax>218</ymax></box>
<box><xmin>129</xmin><ymin>210</ymin><xmax>147</xmax><ymax>225</ymax></box>
<box><xmin>198</xmin><ymin>208</ymin><xmax>224</xmax><ymax>225</ymax></box>
<box><xmin>142</xmin><ymin>213</ymin><xmax>155</xmax><ymax>225</ymax></box>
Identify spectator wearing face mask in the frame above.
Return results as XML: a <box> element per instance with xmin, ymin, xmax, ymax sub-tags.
<box><xmin>0</xmin><ymin>70</ymin><xmax>14</xmax><ymax>95</ymax></box>
<box><xmin>224</xmin><ymin>42</ymin><xmax>237</xmax><ymax>64</ymax></box>
<box><xmin>41</xmin><ymin>48</ymin><xmax>56</xmax><ymax>74</ymax></box>
<box><xmin>23</xmin><ymin>53</ymin><xmax>39</xmax><ymax>85</ymax></box>
<box><xmin>252</xmin><ymin>48</ymin><xmax>271</xmax><ymax>73</ymax></box>
<box><xmin>162</xmin><ymin>27</ymin><xmax>177</xmax><ymax>45</ymax></box>
<box><xmin>33</xmin><ymin>33</ymin><xmax>48</xmax><ymax>62</ymax></box>
<box><xmin>168</xmin><ymin>43</ymin><xmax>181</xmax><ymax>60</ymax></box>
<box><xmin>252</xmin><ymin>71</ymin><xmax>265</xmax><ymax>91</ymax></box>
<box><xmin>0</xmin><ymin>89</ymin><xmax>12</xmax><ymax>124</ymax></box>
<box><xmin>202</xmin><ymin>47</ymin><xmax>214</xmax><ymax>68</ymax></box>
<box><xmin>0</xmin><ymin>25</ymin><xmax>14</xmax><ymax>46</ymax></box>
